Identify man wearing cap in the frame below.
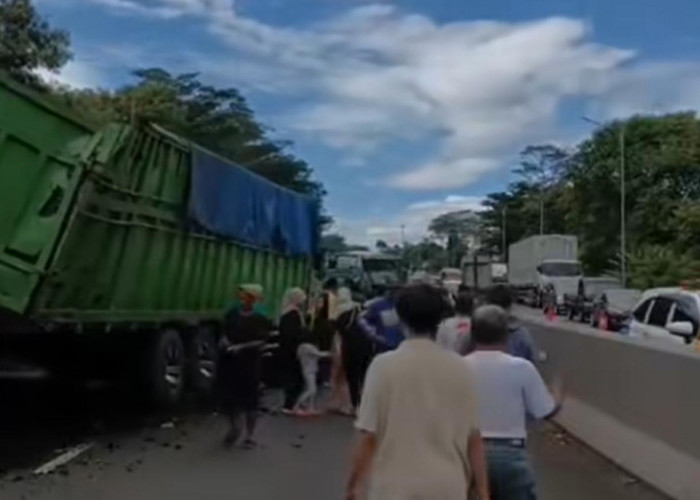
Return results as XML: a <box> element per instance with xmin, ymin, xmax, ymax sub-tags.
<box><xmin>219</xmin><ymin>284</ymin><xmax>273</xmax><ymax>448</ymax></box>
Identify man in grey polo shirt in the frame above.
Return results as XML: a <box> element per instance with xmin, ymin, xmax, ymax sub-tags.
<box><xmin>465</xmin><ymin>305</ymin><xmax>563</xmax><ymax>500</ymax></box>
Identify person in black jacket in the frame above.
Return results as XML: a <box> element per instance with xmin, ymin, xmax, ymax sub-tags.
<box><xmin>278</xmin><ymin>287</ymin><xmax>308</xmax><ymax>414</ymax></box>
<box><xmin>336</xmin><ymin>287</ymin><xmax>373</xmax><ymax>413</ymax></box>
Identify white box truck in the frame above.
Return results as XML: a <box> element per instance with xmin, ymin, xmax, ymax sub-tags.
<box><xmin>508</xmin><ymin>235</ymin><xmax>582</xmax><ymax>308</ymax></box>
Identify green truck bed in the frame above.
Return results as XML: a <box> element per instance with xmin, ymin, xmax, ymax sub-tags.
<box><xmin>0</xmin><ymin>75</ymin><xmax>311</xmax><ymax>326</ymax></box>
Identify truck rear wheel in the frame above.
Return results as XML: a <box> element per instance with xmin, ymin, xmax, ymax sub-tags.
<box><xmin>187</xmin><ymin>325</ymin><xmax>219</xmax><ymax>398</ymax></box>
<box><xmin>146</xmin><ymin>328</ymin><xmax>185</xmax><ymax>408</ymax></box>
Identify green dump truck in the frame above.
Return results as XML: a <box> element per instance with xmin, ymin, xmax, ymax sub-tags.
<box><xmin>0</xmin><ymin>74</ymin><xmax>318</xmax><ymax>406</ymax></box>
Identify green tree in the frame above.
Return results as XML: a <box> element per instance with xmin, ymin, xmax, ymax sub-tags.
<box><xmin>403</xmin><ymin>239</ymin><xmax>448</xmax><ymax>273</ymax></box>
<box><xmin>480</xmin><ymin>113</ymin><xmax>700</xmax><ymax>277</ymax></box>
<box><xmin>514</xmin><ymin>144</ymin><xmax>569</xmax><ymax>235</ymax></box>
<box><xmin>569</xmin><ymin>113</ymin><xmax>700</xmax><ymax>273</ymax></box>
<box><xmin>620</xmin><ymin>245</ymin><xmax>700</xmax><ymax>289</ymax></box>
<box><xmin>0</xmin><ymin>0</ymin><xmax>71</xmax><ymax>86</ymax></box>
<box><xmin>57</xmin><ymin>69</ymin><xmax>325</xmax><ymax>200</ymax></box>
<box><xmin>675</xmin><ymin>202</ymin><xmax>700</xmax><ymax>256</ymax></box>
<box><xmin>429</xmin><ymin>210</ymin><xmax>481</xmax><ymax>267</ymax></box>
<box><xmin>376</xmin><ymin>239</ymin><xmax>389</xmax><ymax>252</ymax></box>
<box><xmin>321</xmin><ymin>234</ymin><xmax>348</xmax><ymax>253</ymax></box>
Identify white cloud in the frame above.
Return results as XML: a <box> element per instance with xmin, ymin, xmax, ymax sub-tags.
<box><xmin>335</xmin><ymin>194</ymin><xmax>485</xmax><ymax>246</ymax></box>
<box><xmin>388</xmin><ymin>158</ymin><xmax>498</xmax><ymax>190</ymax></box>
<box><xmin>589</xmin><ymin>61</ymin><xmax>700</xmax><ymax>120</ymax></box>
<box><xmin>91</xmin><ymin>0</ymin><xmax>184</xmax><ymax>18</ymax></box>
<box><xmin>75</xmin><ymin>1</ymin><xmax>700</xmax><ymax>192</ymax></box>
<box><xmin>184</xmin><ymin>7</ymin><xmax>634</xmax><ymax>190</ymax></box>
<box><xmin>35</xmin><ymin>60</ymin><xmax>105</xmax><ymax>89</ymax></box>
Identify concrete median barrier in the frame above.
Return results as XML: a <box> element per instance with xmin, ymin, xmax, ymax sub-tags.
<box><xmin>516</xmin><ymin>308</ymin><xmax>700</xmax><ymax>500</ymax></box>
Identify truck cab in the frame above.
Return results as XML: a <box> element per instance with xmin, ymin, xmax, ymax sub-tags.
<box><xmin>326</xmin><ymin>252</ymin><xmax>403</xmax><ymax>300</ymax></box>
<box><xmin>538</xmin><ymin>259</ymin><xmax>583</xmax><ymax>310</ymax></box>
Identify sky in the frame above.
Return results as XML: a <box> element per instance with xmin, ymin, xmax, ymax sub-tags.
<box><xmin>34</xmin><ymin>0</ymin><xmax>700</xmax><ymax>246</ymax></box>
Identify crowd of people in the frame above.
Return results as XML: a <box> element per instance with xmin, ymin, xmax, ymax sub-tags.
<box><xmin>217</xmin><ymin>279</ymin><xmax>564</xmax><ymax>500</ymax></box>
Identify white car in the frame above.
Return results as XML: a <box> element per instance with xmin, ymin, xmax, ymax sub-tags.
<box><xmin>628</xmin><ymin>288</ymin><xmax>700</xmax><ymax>346</ymax></box>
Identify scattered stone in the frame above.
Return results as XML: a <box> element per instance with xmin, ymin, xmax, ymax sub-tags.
<box><xmin>174</xmin><ymin>444</ymin><xmax>183</xmax><ymax>450</ymax></box>
<box><xmin>291</xmin><ymin>442</ymin><xmax>303</xmax><ymax>449</ymax></box>
<box><xmin>622</xmin><ymin>476</ymin><xmax>639</xmax><ymax>486</ymax></box>
<box><xmin>161</xmin><ymin>441</ymin><xmax>172</xmax><ymax>448</ymax></box>
<box><xmin>58</xmin><ymin>468</ymin><xmax>69</xmax><ymax>477</ymax></box>
<box><xmin>144</xmin><ymin>436</ymin><xmax>156</xmax><ymax>443</ymax></box>
<box><xmin>11</xmin><ymin>474</ymin><xmax>24</xmax><ymax>483</ymax></box>
<box><xmin>107</xmin><ymin>442</ymin><xmax>117</xmax><ymax>452</ymax></box>
<box><xmin>160</xmin><ymin>422</ymin><xmax>175</xmax><ymax>429</ymax></box>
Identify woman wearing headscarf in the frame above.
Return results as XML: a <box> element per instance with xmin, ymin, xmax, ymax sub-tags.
<box><xmin>278</xmin><ymin>287</ymin><xmax>308</xmax><ymax>415</ymax></box>
<box><xmin>336</xmin><ymin>287</ymin><xmax>373</xmax><ymax>414</ymax></box>
<box><xmin>219</xmin><ymin>284</ymin><xmax>272</xmax><ymax>448</ymax></box>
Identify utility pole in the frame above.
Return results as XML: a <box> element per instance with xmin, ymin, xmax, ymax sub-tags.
<box><xmin>502</xmin><ymin>205</ymin><xmax>507</xmax><ymax>262</ymax></box>
<box><xmin>620</xmin><ymin>126</ymin><xmax>626</xmax><ymax>287</ymax></box>
<box><xmin>539</xmin><ymin>190</ymin><xmax>544</xmax><ymax>235</ymax></box>
<box><xmin>400</xmin><ymin>224</ymin><xmax>406</xmax><ymax>248</ymax></box>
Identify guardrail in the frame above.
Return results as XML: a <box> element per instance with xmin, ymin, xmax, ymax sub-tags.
<box><xmin>516</xmin><ymin>308</ymin><xmax>700</xmax><ymax>500</ymax></box>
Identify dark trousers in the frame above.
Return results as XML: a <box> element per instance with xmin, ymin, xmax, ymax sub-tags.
<box><xmin>283</xmin><ymin>363</ymin><xmax>304</xmax><ymax>410</ymax></box>
<box><xmin>343</xmin><ymin>347</ymin><xmax>371</xmax><ymax>409</ymax></box>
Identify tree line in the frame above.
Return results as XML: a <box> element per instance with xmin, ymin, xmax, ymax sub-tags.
<box><xmin>0</xmin><ymin>0</ymin><xmax>327</xmax><ymax>220</ymax></box>
<box><xmin>342</xmin><ymin>114</ymin><xmax>700</xmax><ymax>287</ymax></box>
<box><xmin>451</xmin><ymin>115</ymin><xmax>700</xmax><ymax>288</ymax></box>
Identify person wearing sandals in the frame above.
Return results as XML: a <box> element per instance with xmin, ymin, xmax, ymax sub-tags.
<box><xmin>278</xmin><ymin>287</ymin><xmax>308</xmax><ymax>415</ymax></box>
<box><xmin>219</xmin><ymin>284</ymin><xmax>273</xmax><ymax>448</ymax></box>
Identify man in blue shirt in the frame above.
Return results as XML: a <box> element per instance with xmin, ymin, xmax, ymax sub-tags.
<box><xmin>359</xmin><ymin>285</ymin><xmax>404</xmax><ymax>352</ymax></box>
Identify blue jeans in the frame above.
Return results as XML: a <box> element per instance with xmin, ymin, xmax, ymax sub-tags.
<box><xmin>485</xmin><ymin>441</ymin><xmax>538</xmax><ymax>500</ymax></box>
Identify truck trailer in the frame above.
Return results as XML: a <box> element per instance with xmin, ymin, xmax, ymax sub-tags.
<box><xmin>507</xmin><ymin>235</ymin><xmax>582</xmax><ymax>308</ymax></box>
<box><xmin>0</xmin><ymin>74</ymin><xmax>318</xmax><ymax>407</ymax></box>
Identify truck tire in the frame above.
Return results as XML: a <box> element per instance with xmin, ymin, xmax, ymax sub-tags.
<box><xmin>187</xmin><ymin>325</ymin><xmax>219</xmax><ymax>398</ymax></box>
<box><xmin>146</xmin><ymin>328</ymin><xmax>185</xmax><ymax>408</ymax></box>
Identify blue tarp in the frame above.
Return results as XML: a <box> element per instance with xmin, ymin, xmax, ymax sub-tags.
<box><xmin>188</xmin><ymin>148</ymin><xmax>319</xmax><ymax>256</ymax></box>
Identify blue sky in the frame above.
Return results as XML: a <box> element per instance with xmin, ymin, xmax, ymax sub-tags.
<box><xmin>36</xmin><ymin>0</ymin><xmax>700</xmax><ymax>245</ymax></box>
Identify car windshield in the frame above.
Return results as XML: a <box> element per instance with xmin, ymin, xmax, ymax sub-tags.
<box><xmin>539</xmin><ymin>262</ymin><xmax>582</xmax><ymax>277</ymax></box>
<box><xmin>605</xmin><ymin>289</ymin><xmax>642</xmax><ymax>311</ymax></box>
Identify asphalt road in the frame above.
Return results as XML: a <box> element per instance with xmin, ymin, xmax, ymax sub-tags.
<box><xmin>0</xmin><ymin>402</ymin><xmax>668</xmax><ymax>500</ymax></box>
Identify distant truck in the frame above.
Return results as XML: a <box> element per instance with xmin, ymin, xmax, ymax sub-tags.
<box><xmin>0</xmin><ymin>74</ymin><xmax>317</xmax><ymax>407</ymax></box>
<box><xmin>461</xmin><ymin>255</ymin><xmax>508</xmax><ymax>292</ymax></box>
<box><xmin>325</xmin><ymin>252</ymin><xmax>403</xmax><ymax>301</ymax></box>
<box><xmin>508</xmin><ymin>235</ymin><xmax>582</xmax><ymax>308</ymax></box>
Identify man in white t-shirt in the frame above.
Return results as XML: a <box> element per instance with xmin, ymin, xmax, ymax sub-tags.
<box><xmin>465</xmin><ymin>305</ymin><xmax>563</xmax><ymax>500</ymax></box>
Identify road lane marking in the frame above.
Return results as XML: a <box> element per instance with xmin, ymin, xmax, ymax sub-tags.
<box><xmin>33</xmin><ymin>443</ymin><xmax>94</xmax><ymax>475</ymax></box>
